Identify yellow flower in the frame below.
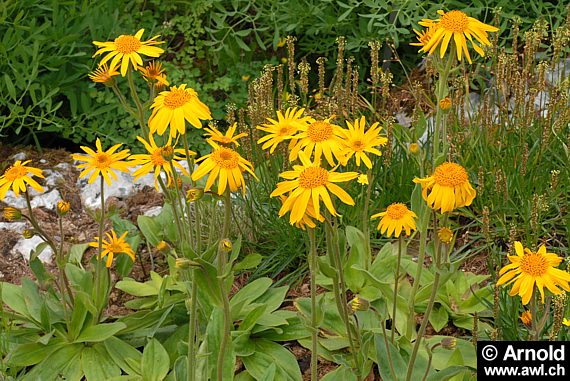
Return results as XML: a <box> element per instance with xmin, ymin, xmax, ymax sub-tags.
<box><xmin>371</xmin><ymin>203</ymin><xmax>417</xmax><ymax>238</ymax></box>
<box><xmin>438</xmin><ymin>227</ymin><xmax>453</xmax><ymax>244</ymax></box>
<box><xmin>156</xmin><ymin>240</ymin><xmax>169</xmax><ymax>252</ymax></box>
<box><xmin>3</xmin><ymin>207</ymin><xmax>21</xmax><ymax>221</ymax></box>
<box><xmin>270</xmin><ymin>152</ymin><xmax>358</xmax><ymax>224</ymax></box>
<box><xmin>56</xmin><ymin>200</ymin><xmax>70</xmax><ymax>216</ymax></box>
<box><xmin>278</xmin><ymin>195</ymin><xmax>324</xmax><ymax>230</ymax></box>
<box><xmin>0</xmin><ymin>160</ymin><xmax>44</xmax><ymax>200</ymax></box>
<box><xmin>413</xmin><ymin>162</ymin><xmax>476</xmax><ymax>213</ymax></box>
<box><xmin>289</xmin><ymin>117</ymin><xmax>346</xmax><ymax>166</ymax></box>
<box><xmin>418</xmin><ymin>10</ymin><xmax>499</xmax><ymax>64</ymax></box>
<box><xmin>72</xmin><ymin>138</ymin><xmax>134</xmax><ymax>185</ymax></box>
<box><xmin>130</xmin><ymin>135</ymin><xmax>191</xmax><ymax>189</ymax></box>
<box><xmin>93</xmin><ymin>29</ymin><xmax>165</xmax><ymax>76</ymax></box>
<box><xmin>220</xmin><ymin>239</ymin><xmax>232</xmax><ymax>252</ymax></box>
<box><xmin>257</xmin><ymin>107</ymin><xmax>312</xmax><ymax>154</ymax></box>
<box><xmin>277</xmin><ymin>37</ymin><xmax>287</xmax><ymax>47</ymax></box>
<box><xmin>140</xmin><ymin>61</ymin><xmax>169</xmax><ymax>88</ymax></box>
<box><xmin>497</xmin><ymin>242</ymin><xmax>570</xmax><ymax>305</ymax></box>
<box><xmin>409</xmin><ymin>143</ymin><xmax>420</xmax><ymax>155</ymax></box>
<box><xmin>339</xmin><ymin>116</ymin><xmax>387</xmax><ymax>168</ymax></box>
<box><xmin>357</xmin><ymin>174</ymin><xmax>369</xmax><ymax>185</ymax></box>
<box><xmin>439</xmin><ymin>97</ymin><xmax>452</xmax><ymax>110</ymax></box>
<box><xmin>22</xmin><ymin>229</ymin><xmax>35</xmax><ymax>239</ymax></box>
<box><xmin>350</xmin><ymin>296</ymin><xmax>370</xmax><ymax>312</ymax></box>
<box><xmin>204</xmin><ymin>123</ymin><xmax>248</xmax><ymax>147</ymax></box>
<box><xmin>88</xmin><ymin>63</ymin><xmax>120</xmax><ymax>85</ymax></box>
<box><xmin>410</xmin><ymin>27</ymin><xmax>436</xmax><ymax>48</ymax></box>
<box><xmin>563</xmin><ymin>318</ymin><xmax>570</xmax><ymax>327</ymax></box>
<box><xmin>191</xmin><ymin>142</ymin><xmax>257</xmax><ymax>195</ymax></box>
<box><xmin>520</xmin><ymin>310</ymin><xmax>532</xmax><ymax>327</ymax></box>
<box><xmin>148</xmin><ymin>84</ymin><xmax>212</xmax><ymax>138</ymax></box>
<box><xmin>241</xmin><ymin>75</ymin><xmax>250</xmax><ymax>81</ymax></box>
<box><xmin>89</xmin><ymin>230</ymin><xmax>135</xmax><ymax>268</ymax></box>
<box><xmin>186</xmin><ymin>188</ymin><xmax>204</xmax><ymax>202</ymax></box>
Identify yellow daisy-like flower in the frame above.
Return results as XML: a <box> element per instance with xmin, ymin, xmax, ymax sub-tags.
<box><xmin>418</xmin><ymin>10</ymin><xmax>499</xmax><ymax>64</ymax></box>
<box><xmin>93</xmin><ymin>29</ymin><xmax>164</xmax><ymax>76</ymax></box>
<box><xmin>0</xmin><ymin>160</ymin><xmax>44</xmax><ymax>200</ymax></box>
<box><xmin>339</xmin><ymin>116</ymin><xmax>387</xmax><ymax>168</ymax></box>
<box><xmin>410</xmin><ymin>27</ymin><xmax>436</xmax><ymax>48</ymax></box>
<box><xmin>89</xmin><ymin>230</ymin><xmax>135</xmax><ymax>268</ymax></box>
<box><xmin>563</xmin><ymin>318</ymin><xmax>570</xmax><ymax>327</ymax></box>
<box><xmin>191</xmin><ymin>142</ymin><xmax>257</xmax><ymax>195</ymax></box>
<box><xmin>72</xmin><ymin>138</ymin><xmax>134</xmax><ymax>185</ymax></box>
<box><xmin>497</xmin><ymin>242</ymin><xmax>570</xmax><ymax>305</ymax></box>
<box><xmin>371</xmin><ymin>203</ymin><xmax>417</xmax><ymax>238</ymax></box>
<box><xmin>289</xmin><ymin>117</ymin><xmax>346</xmax><ymax>166</ymax></box>
<box><xmin>130</xmin><ymin>135</ymin><xmax>191</xmax><ymax>189</ymax></box>
<box><xmin>278</xmin><ymin>195</ymin><xmax>324</xmax><ymax>230</ymax></box>
<box><xmin>357</xmin><ymin>174</ymin><xmax>369</xmax><ymax>185</ymax></box>
<box><xmin>148</xmin><ymin>84</ymin><xmax>212</xmax><ymax>138</ymax></box>
<box><xmin>520</xmin><ymin>310</ymin><xmax>532</xmax><ymax>327</ymax></box>
<box><xmin>270</xmin><ymin>152</ymin><xmax>358</xmax><ymax>224</ymax></box>
<box><xmin>140</xmin><ymin>61</ymin><xmax>169</xmax><ymax>88</ymax></box>
<box><xmin>413</xmin><ymin>162</ymin><xmax>476</xmax><ymax>213</ymax></box>
<box><xmin>204</xmin><ymin>123</ymin><xmax>248</xmax><ymax>147</ymax></box>
<box><xmin>88</xmin><ymin>63</ymin><xmax>120</xmax><ymax>85</ymax></box>
<box><xmin>257</xmin><ymin>107</ymin><xmax>312</xmax><ymax>154</ymax></box>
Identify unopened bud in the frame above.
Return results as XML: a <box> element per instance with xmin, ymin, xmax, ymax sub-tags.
<box><xmin>186</xmin><ymin>188</ymin><xmax>204</xmax><ymax>202</ymax></box>
<box><xmin>220</xmin><ymin>239</ymin><xmax>232</xmax><ymax>252</ymax></box>
<box><xmin>161</xmin><ymin>145</ymin><xmax>175</xmax><ymax>161</ymax></box>
<box><xmin>350</xmin><ymin>296</ymin><xmax>369</xmax><ymax>312</ymax></box>
<box><xmin>3</xmin><ymin>207</ymin><xmax>22</xmax><ymax>221</ymax></box>
<box><xmin>409</xmin><ymin>143</ymin><xmax>420</xmax><ymax>155</ymax></box>
<box><xmin>56</xmin><ymin>200</ymin><xmax>70</xmax><ymax>216</ymax></box>
<box><xmin>22</xmin><ymin>229</ymin><xmax>35</xmax><ymax>239</ymax></box>
<box><xmin>520</xmin><ymin>310</ymin><xmax>532</xmax><ymax>328</ymax></box>
<box><xmin>441</xmin><ymin>337</ymin><xmax>457</xmax><ymax>350</ymax></box>
<box><xmin>438</xmin><ymin>227</ymin><xmax>453</xmax><ymax>244</ymax></box>
<box><xmin>439</xmin><ymin>97</ymin><xmax>452</xmax><ymax>111</ymax></box>
<box><xmin>155</xmin><ymin>240</ymin><xmax>169</xmax><ymax>252</ymax></box>
<box><xmin>175</xmin><ymin>258</ymin><xmax>191</xmax><ymax>269</ymax></box>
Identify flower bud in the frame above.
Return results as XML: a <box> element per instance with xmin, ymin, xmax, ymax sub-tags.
<box><xmin>175</xmin><ymin>258</ymin><xmax>191</xmax><ymax>270</ymax></box>
<box><xmin>56</xmin><ymin>200</ymin><xmax>70</xmax><ymax>216</ymax></box>
<box><xmin>520</xmin><ymin>310</ymin><xmax>532</xmax><ymax>327</ymax></box>
<box><xmin>22</xmin><ymin>229</ymin><xmax>35</xmax><ymax>239</ymax></box>
<box><xmin>439</xmin><ymin>97</ymin><xmax>452</xmax><ymax>111</ymax></box>
<box><xmin>3</xmin><ymin>207</ymin><xmax>22</xmax><ymax>221</ymax></box>
<box><xmin>161</xmin><ymin>145</ymin><xmax>175</xmax><ymax>162</ymax></box>
<box><xmin>186</xmin><ymin>188</ymin><xmax>204</xmax><ymax>202</ymax></box>
<box><xmin>441</xmin><ymin>337</ymin><xmax>457</xmax><ymax>350</ymax></box>
<box><xmin>220</xmin><ymin>239</ymin><xmax>232</xmax><ymax>253</ymax></box>
<box><xmin>409</xmin><ymin>143</ymin><xmax>420</xmax><ymax>155</ymax></box>
<box><xmin>155</xmin><ymin>240</ymin><xmax>169</xmax><ymax>252</ymax></box>
<box><xmin>438</xmin><ymin>227</ymin><xmax>453</xmax><ymax>244</ymax></box>
<box><xmin>350</xmin><ymin>296</ymin><xmax>370</xmax><ymax>312</ymax></box>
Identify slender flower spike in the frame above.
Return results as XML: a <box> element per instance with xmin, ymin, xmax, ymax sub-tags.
<box><xmin>88</xmin><ymin>63</ymin><xmax>120</xmax><ymax>86</ymax></box>
<box><xmin>257</xmin><ymin>107</ymin><xmax>312</xmax><ymax>154</ymax></box>
<box><xmin>413</xmin><ymin>162</ymin><xmax>476</xmax><ymax>213</ymax></box>
<box><xmin>270</xmin><ymin>152</ymin><xmax>358</xmax><ymax>224</ymax></box>
<box><xmin>191</xmin><ymin>142</ymin><xmax>257</xmax><ymax>195</ymax></box>
<box><xmin>497</xmin><ymin>242</ymin><xmax>570</xmax><ymax>305</ymax></box>
<box><xmin>130</xmin><ymin>135</ymin><xmax>191</xmax><ymax>189</ymax></box>
<box><xmin>149</xmin><ymin>84</ymin><xmax>212</xmax><ymax>138</ymax></box>
<box><xmin>72</xmin><ymin>138</ymin><xmax>134</xmax><ymax>185</ymax></box>
<box><xmin>418</xmin><ymin>10</ymin><xmax>499</xmax><ymax>64</ymax></box>
<box><xmin>93</xmin><ymin>29</ymin><xmax>165</xmax><ymax>76</ymax></box>
<box><xmin>339</xmin><ymin>116</ymin><xmax>387</xmax><ymax>168</ymax></box>
<box><xmin>140</xmin><ymin>61</ymin><xmax>169</xmax><ymax>88</ymax></box>
<box><xmin>371</xmin><ymin>203</ymin><xmax>417</xmax><ymax>238</ymax></box>
<box><xmin>204</xmin><ymin>123</ymin><xmax>248</xmax><ymax>147</ymax></box>
<box><xmin>289</xmin><ymin>117</ymin><xmax>346</xmax><ymax>166</ymax></box>
<box><xmin>89</xmin><ymin>230</ymin><xmax>136</xmax><ymax>268</ymax></box>
<box><xmin>0</xmin><ymin>160</ymin><xmax>44</xmax><ymax>200</ymax></box>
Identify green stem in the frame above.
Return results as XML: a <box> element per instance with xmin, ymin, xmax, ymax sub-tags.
<box><xmin>433</xmin><ymin>47</ymin><xmax>455</xmax><ymax>168</ymax></box>
<box><xmin>391</xmin><ymin>236</ymin><xmax>404</xmax><ymax>343</ymax></box>
<box><xmin>362</xmin><ymin>169</ymin><xmax>373</xmax><ymax>269</ymax></box>
<box><xmin>95</xmin><ymin>176</ymin><xmax>105</xmax><ymax>322</ymax></box>
<box><xmin>188</xmin><ymin>269</ymin><xmax>198</xmax><ymax>381</ymax></box>
<box><xmin>126</xmin><ymin>69</ymin><xmax>148</xmax><ymax>140</ymax></box>
<box><xmin>406</xmin><ymin>217</ymin><xmax>428</xmax><ymax>338</ymax></box>
<box><xmin>158</xmin><ymin>176</ymin><xmax>186</xmax><ymax>243</ymax></box>
<box><xmin>308</xmin><ymin>228</ymin><xmax>318</xmax><ymax>381</ymax></box>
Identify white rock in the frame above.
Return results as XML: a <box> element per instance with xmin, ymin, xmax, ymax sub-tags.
<box><xmin>0</xmin><ymin>222</ymin><xmax>26</xmax><ymax>232</ymax></box>
<box><xmin>43</xmin><ymin>169</ymin><xmax>65</xmax><ymax>187</ymax></box>
<box><xmin>30</xmin><ymin>189</ymin><xmax>61</xmax><ymax>210</ymax></box>
<box><xmin>1</xmin><ymin>194</ymin><xmax>27</xmax><ymax>209</ymax></box>
<box><xmin>10</xmin><ymin>152</ymin><xmax>27</xmax><ymax>161</ymax></box>
<box><xmin>545</xmin><ymin>59</ymin><xmax>570</xmax><ymax>87</ymax></box>
<box><xmin>13</xmin><ymin>236</ymin><xmax>53</xmax><ymax>263</ymax></box>
<box><xmin>394</xmin><ymin>112</ymin><xmax>412</xmax><ymax>128</ymax></box>
<box><xmin>54</xmin><ymin>163</ymin><xmax>71</xmax><ymax>170</ymax></box>
<box><xmin>143</xmin><ymin>206</ymin><xmax>162</xmax><ymax>217</ymax></box>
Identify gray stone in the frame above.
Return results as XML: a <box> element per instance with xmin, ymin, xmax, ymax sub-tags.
<box><xmin>30</xmin><ymin>189</ymin><xmax>61</xmax><ymax>210</ymax></box>
<box><xmin>14</xmin><ymin>235</ymin><xmax>53</xmax><ymax>263</ymax></box>
<box><xmin>143</xmin><ymin>206</ymin><xmax>162</xmax><ymax>217</ymax></box>
<box><xmin>43</xmin><ymin>169</ymin><xmax>65</xmax><ymax>187</ymax></box>
<box><xmin>10</xmin><ymin>152</ymin><xmax>27</xmax><ymax>161</ymax></box>
<box><xmin>545</xmin><ymin>59</ymin><xmax>570</xmax><ymax>87</ymax></box>
<box><xmin>395</xmin><ymin>112</ymin><xmax>412</xmax><ymax>128</ymax></box>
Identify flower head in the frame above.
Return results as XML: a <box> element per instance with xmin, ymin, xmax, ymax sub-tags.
<box><xmin>204</xmin><ymin>123</ymin><xmax>247</xmax><ymax>147</ymax></box>
<box><xmin>186</xmin><ymin>188</ymin><xmax>204</xmax><ymax>202</ymax></box>
<box><xmin>191</xmin><ymin>142</ymin><xmax>257</xmax><ymax>195</ymax></box>
<box><xmin>270</xmin><ymin>152</ymin><xmax>358</xmax><ymax>224</ymax></box>
<box><xmin>357</xmin><ymin>174</ymin><xmax>369</xmax><ymax>185</ymax></box>
<box><xmin>409</xmin><ymin>143</ymin><xmax>420</xmax><ymax>155</ymax></box>
<box><xmin>339</xmin><ymin>116</ymin><xmax>387</xmax><ymax>168</ymax></box>
<box><xmin>278</xmin><ymin>195</ymin><xmax>324</xmax><ymax>230</ymax></box>
<box><xmin>289</xmin><ymin>117</ymin><xmax>346</xmax><ymax>166</ymax></box>
<box><xmin>140</xmin><ymin>61</ymin><xmax>169</xmax><ymax>88</ymax></box>
<box><xmin>497</xmin><ymin>242</ymin><xmax>570</xmax><ymax>305</ymax></box>
<box><xmin>56</xmin><ymin>201</ymin><xmax>70</xmax><ymax>216</ymax></box>
<box><xmin>93</xmin><ymin>29</ymin><xmax>164</xmax><ymax>76</ymax></box>
<box><xmin>72</xmin><ymin>138</ymin><xmax>134</xmax><ymax>185</ymax></box>
<box><xmin>257</xmin><ymin>108</ymin><xmax>312</xmax><ymax>153</ymax></box>
<box><xmin>3</xmin><ymin>207</ymin><xmax>21</xmax><ymax>221</ymax></box>
<box><xmin>417</xmin><ymin>10</ymin><xmax>499</xmax><ymax>64</ymax></box>
<box><xmin>88</xmin><ymin>63</ymin><xmax>120</xmax><ymax>86</ymax></box>
<box><xmin>89</xmin><ymin>230</ymin><xmax>135</xmax><ymax>268</ymax></box>
<box><xmin>149</xmin><ymin>84</ymin><xmax>212</xmax><ymax>138</ymax></box>
<box><xmin>439</xmin><ymin>97</ymin><xmax>452</xmax><ymax>110</ymax></box>
<box><xmin>130</xmin><ymin>135</ymin><xmax>191</xmax><ymax>189</ymax></box>
<box><xmin>371</xmin><ymin>203</ymin><xmax>417</xmax><ymax>238</ymax></box>
<box><xmin>563</xmin><ymin>318</ymin><xmax>570</xmax><ymax>327</ymax></box>
<box><xmin>520</xmin><ymin>310</ymin><xmax>532</xmax><ymax>327</ymax></box>
<box><xmin>0</xmin><ymin>160</ymin><xmax>44</xmax><ymax>200</ymax></box>
<box><xmin>410</xmin><ymin>27</ymin><xmax>436</xmax><ymax>48</ymax></box>
<box><xmin>413</xmin><ymin>162</ymin><xmax>476</xmax><ymax>213</ymax></box>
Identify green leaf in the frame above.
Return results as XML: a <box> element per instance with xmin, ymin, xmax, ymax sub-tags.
<box><xmin>141</xmin><ymin>338</ymin><xmax>170</xmax><ymax>381</ymax></box>
<box><xmin>374</xmin><ymin>333</ymin><xmax>407</xmax><ymax>381</ymax></box>
<box><xmin>76</xmin><ymin>322</ymin><xmax>127</xmax><ymax>343</ymax></box>
<box><xmin>230</xmin><ymin>277</ymin><xmax>272</xmax><ymax>318</ymax></box>
<box><xmin>104</xmin><ymin>336</ymin><xmax>143</xmax><ymax>375</ymax></box>
<box><xmin>69</xmin><ymin>292</ymin><xmax>90</xmax><ymax>340</ymax></box>
<box><xmin>4</xmin><ymin>73</ymin><xmax>16</xmax><ymax>100</ymax></box>
<box><xmin>429</xmin><ymin>305</ymin><xmax>449</xmax><ymax>333</ymax></box>
<box><xmin>7</xmin><ymin>341</ymin><xmax>65</xmax><ymax>367</ymax></box>
<box><xmin>69</xmin><ymin>243</ymin><xmax>90</xmax><ymax>265</ymax></box>
<box><xmin>82</xmin><ymin>344</ymin><xmax>121</xmax><ymax>381</ymax></box>
<box><xmin>206</xmin><ymin>307</ymin><xmax>236</xmax><ymax>379</ymax></box>
<box><xmin>22</xmin><ymin>343</ymin><xmax>83</xmax><ymax>381</ymax></box>
<box><xmin>233</xmin><ymin>253</ymin><xmax>262</xmax><ymax>272</ymax></box>
<box><xmin>116</xmin><ymin>278</ymin><xmax>160</xmax><ymax>297</ymax></box>
<box><xmin>242</xmin><ymin>339</ymin><xmax>302</xmax><ymax>381</ymax></box>
<box><xmin>137</xmin><ymin>215</ymin><xmax>162</xmax><ymax>246</ymax></box>
<box><xmin>321</xmin><ymin>365</ymin><xmax>358</xmax><ymax>381</ymax></box>
<box><xmin>344</xmin><ymin>226</ymin><xmax>367</xmax><ymax>291</ymax></box>
<box><xmin>238</xmin><ymin>304</ymin><xmax>267</xmax><ymax>332</ymax></box>
<box><xmin>0</xmin><ymin>282</ymin><xmax>29</xmax><ymax>318</ymax></box>
<box><xmin>426</xmin><ymin>366</ymin><xmax>468</xmax><ymax>381</ymax></box>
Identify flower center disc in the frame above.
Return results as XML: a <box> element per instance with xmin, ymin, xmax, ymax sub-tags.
<box><xmin>95</xmin><ymin>153</ymin><xmax>111</xmax><ymax>168</ymax></box>
<box><xmin>151</xmin><ymin>149</ymin><xmax>167</xmax><ymax>166</ymax></box>
<box><xmin>307</xmin><ymin>121</ymin><xmax>333</xmax><ymax>142</ymax></box>
<box><xmin>212</xmin><ymin>148</ymin><xmax>239</xmax><ymax>169</ymax></box>
<box><xmin>351</xmin><ymin>139</ymin><xmax>364</xmax><ymax>151</ymax></box>
<box><xmin>520</xmin><ymin>253</ymin><xmax>547</xmax><ymax>276</ymax></box>
<box><xmin>440</xmin><ymin>10</ymin><xmax>469</xmax><ymax>33</ymax></box>
<box><xmin>386</xmin><ymin>203</ymin><xmax>408</xmax><ymax>219</ymax></box>
<box><xmin>114</xmin><ymin>35</ymin><xmax>142</xmax><ymax>54</ymax></box>
<box><xmin>299</xmin><ymin>167</ymin><xmax>329</xmax><ymax>188</ymax></box>
<box><xmin>163</xmin><ymin>89</ymin><xmax>192</xmax><ymax>109</ymax></box>
<box><xmin>5</xmin><ymin>165</ymin><xmax>27</xmax><ymax>180</ymax></box>
<box><xmin>433</xmin><ymin>162</ymin><xmax>468</xmax><ymax>187</ymax></box>
<box><xmin>109</xmin><ymin>243</ymin><xmax>124</xmax><ymax>253</ymax></box>
<box><xmin>279</xmin><ymin>125</ymin><xmax>293</xmax><ymax>136</ymax></box>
